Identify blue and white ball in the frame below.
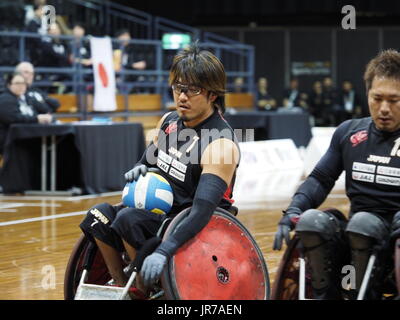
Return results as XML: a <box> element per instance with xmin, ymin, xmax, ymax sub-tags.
<box><xmin>122</xmin><ymin>172</ymin><xmax>174</xmax><ymax>215</ymax></box>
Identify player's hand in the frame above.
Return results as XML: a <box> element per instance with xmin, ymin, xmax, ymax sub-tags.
<box><xmin>37</xmin><ymin>114</ymin><xmax>53</xmax><ymax>124</ymax></box>
<box><xmin>124</xmin><ymin>164</ymin><xmax>148</xmax><ymax>182</ymax></box>
<box><xmin>140</xmin><ymin>252</ymin><xmax>167</xmax><ymax>287</ymax></box>
<box><xmin>273</xmin><ymin>208</ymin><xmax>302</xmax><ymax>251</ymax></box>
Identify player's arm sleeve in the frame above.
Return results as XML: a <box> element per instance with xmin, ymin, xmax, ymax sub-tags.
<box><xmin>286</xmin><ymin>121</ymin><xmax>351</xmax><ymax>212</ymax></box>
<box><xmin>154</xmin><ymin>173</ymin><xmax>227</xmax><ymax>259</ymax></box>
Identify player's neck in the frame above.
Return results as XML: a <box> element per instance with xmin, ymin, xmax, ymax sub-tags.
<box><xmin>183</xmin><ymin>107</ymin><xmax>214</xmax><ymax>128</ymax></box>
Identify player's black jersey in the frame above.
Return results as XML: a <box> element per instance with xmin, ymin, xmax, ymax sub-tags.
<box><xmin>148</xmin><ymin>108</ymin><xmax>239</xmax><ymax>215</ymax></box>
<box><xmin>313</xmin><ymin>117</ymin><xmax>400</xmax><ymax>216</ymax></box>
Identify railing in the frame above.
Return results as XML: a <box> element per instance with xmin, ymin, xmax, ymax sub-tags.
<box><xmin>43</xmin><ymin>0</ymin><xmax>256</xmax><ymax>93</ymax></box>
<box><xmin>48</xmin><ymin>0</ymin><xmax>247</xmax><ymax>45</ymax></box>
<box><xmin>0</xmin><ymin>31</ymin><xmax>255</xmax><ymax>120</ymax></box>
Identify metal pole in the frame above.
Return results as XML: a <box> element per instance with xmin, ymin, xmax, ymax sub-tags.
<box><xmin>50</xmin><ymin>135</ymin><xmax>56</xmax><ymax>191</ymax></box>
<box><xmin>41</xmin><ymin>136</ymin><xmax>47</xmax><ymax>192</ymax></box>
<box><xmin>357</xmin><ymin>254</ymin><xmax>376</xmax><ymax>300</ymax></box>
<box><xmin>331</xmin><ymin>29</ymin><xmax>337</xmax><ymax>87</ymax></box>
<box><xmin>299</xmin><ymin>256</ymin><xmax>307</xmax><ymax>300</ymax></box>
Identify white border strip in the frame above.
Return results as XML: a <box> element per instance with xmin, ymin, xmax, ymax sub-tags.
<box><xmin>0</xmin><ymin>210</ymin><xmax>86</xmax><ymax>227</ymax></box>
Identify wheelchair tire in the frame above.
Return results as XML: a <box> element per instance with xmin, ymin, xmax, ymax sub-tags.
<box><xmin>271</xmin><ymin>235</ymin><xmax>313</xmax><ymax>300</ymax></box>
<box><xmin>396</xmin><ymin>238</ymin><xmax>400</xmax><ymax>295</ymax></box>
<box><xmin>160</xmin><ymin>207</ymin><xmax>270</xmax><ymax>300</ymax></box>
<box><xmin>64</xmin><ymin>234</ymin><xmax>112</xmax><ymax>300</ymax></box>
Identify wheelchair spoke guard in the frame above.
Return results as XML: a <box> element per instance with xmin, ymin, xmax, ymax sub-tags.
<box><xmin>160</xmin><ymin>207</ymin><xmax>270</xmax><ymax>300</ymax></box>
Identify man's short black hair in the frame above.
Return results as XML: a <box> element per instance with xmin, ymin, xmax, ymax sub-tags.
<box><xmin>73</xmin><ymin>22</ymin><xmax>86</xmax><ymax>30</ymax></box>
<box><xmin>115</xmin><ymin>29</ymin><xmax>130</xmax><ymax>38</ymax></box>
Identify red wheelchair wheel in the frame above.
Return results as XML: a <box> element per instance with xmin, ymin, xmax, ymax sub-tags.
<box><xmin>160</xmin><ymin>207</ymin><xmax>270</xmax><ymax>300</ymax></box>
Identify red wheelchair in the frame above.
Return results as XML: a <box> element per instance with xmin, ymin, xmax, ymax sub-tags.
<box><xmin>64</xmin><ymin>206</ymin><xmax>270</xmax><ymax>300</ymax></box>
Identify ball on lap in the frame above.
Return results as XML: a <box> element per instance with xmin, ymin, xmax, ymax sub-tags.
<box><xmin>122</xmin><ymin>172</ymin><xmax>173</xmax><ymax>215</ymax></box>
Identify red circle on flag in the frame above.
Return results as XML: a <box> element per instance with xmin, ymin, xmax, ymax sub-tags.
<box><xmin>98</xmin><ymin>63</ymin><xmax>109</xmax><ymax>87</ymax></box>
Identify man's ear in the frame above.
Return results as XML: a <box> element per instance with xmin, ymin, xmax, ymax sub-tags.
<box><xmin>209</xmin><ymin>93</ymin><xmax>217</xmax><ymax>102</ymax></box>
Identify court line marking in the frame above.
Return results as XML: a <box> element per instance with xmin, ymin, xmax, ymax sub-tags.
<box><xmin>327</xmin><ymin>194</ymin><xmax>348</xmax><ymax>199</ymax></box>
<box><xmin>0</xmin><ymin>203</ymin><xmax>62</xmax><ymax>208</ymax></box>
<box><xmin>0</xmin><ymin>191</ymin><xmax>121</xmax><ymax>202</ymax></box>
<box><xmin>0</xmin><ymin>210</ymin><xmax>86</xmax><ymax>227</ymax></box>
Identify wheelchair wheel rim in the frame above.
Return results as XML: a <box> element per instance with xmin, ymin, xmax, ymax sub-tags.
<box><xmin>161</xmin><ymin>208</ymin><xmax>270</xmax><ymax>300</ymax></box>
<box><xmin>271</xmin><ymin>236</ymin><xmax>313</xmax><ymax>300</ymax></box>
<box><xmin>63</xmin><ymin>235</ymin><xmax>112</xmax><ymax>299</ymax></box>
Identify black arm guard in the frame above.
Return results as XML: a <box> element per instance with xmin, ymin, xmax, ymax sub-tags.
<box><xmin>155</xmin><ymin>173</ymin><xmax>227</xmax><ymax>258</ymax></box>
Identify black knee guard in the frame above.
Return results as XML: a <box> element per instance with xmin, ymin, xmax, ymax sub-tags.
<box><xmin>346</xmin><ymin>211</ymin><xmax>391</xmax><ymax>295</ymax></box>
<box><xmin>391</xmin><ymin>211</ymin><xmax>400</xmax><ymax>240</ymax></box>
<box><xmin>296</xmin><ymin>209</ymin><xmax>347</xmax><ymax>299</ymax></box>
<box><xmin>79</xmin><ymin>203</ymin><xmax>124</xmax><ymax>251</ymax></box>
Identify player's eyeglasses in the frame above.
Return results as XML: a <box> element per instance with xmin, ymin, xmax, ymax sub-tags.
<box><xmin>172</xmin><ymin>83</ymin><xmax>203</xmax><ymax>97</ymax></box>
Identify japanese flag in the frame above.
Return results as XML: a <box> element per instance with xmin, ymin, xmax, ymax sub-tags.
<box><xmin>90</xmin><ymin>37</ymin><xmax>117</xmax><ymax>111</ymax></box>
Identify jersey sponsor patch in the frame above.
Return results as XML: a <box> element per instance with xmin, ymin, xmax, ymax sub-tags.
<box><xmin>377</xmin><ymin>165</ymin><xmax>400</xmax><ymax>177</ymax></box>
<box><xmin>157</xmin><ymin>158</ymin><xmax>169</xmax><ymax>173</ymax></box>
<box><xmin>158</xmin><ymin>149</ymin><xmax>173</xmax><ymax>164</ymax></box>
<box><xmin>352</xmin><ymin>162</ymin><xmax>376</xmax><ymax>173</ymax></box>
<box><xmin>376</xmin><ymin>175</ymin><xmax>400</xmax><ymax>186</ymax></box>
<box><xmin>350</xmin><ymin>130</ymin><xmax>368</xmax><ymax>147</ymax></box>
<box><xmin>171</xmin><ymin>158</ymin><xmax>187</xmax><ymax>173</ymax></box>
<box><xmin>352</xmin><ymin>171</ymin><xmax>374</xmax><ymax>183</ymax></box>
<box><xmin>169</xmin><ymin>167</ymin><xmax>185</xmax><ymax>182</ymax></box>
<box><xmin>164</xmin><ymin>121</ymin><xmax>178</xmax><ymax>134</ymax></box>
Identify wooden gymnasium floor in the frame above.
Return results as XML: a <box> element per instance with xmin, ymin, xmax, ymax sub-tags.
<box><xmin>0</xmin><ymin>173</ymin><xmax>350</xmax><ymax>300</ymax></box>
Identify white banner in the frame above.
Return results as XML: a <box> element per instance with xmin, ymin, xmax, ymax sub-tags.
<box><xmin>90</xmin><ymin>37</ymin><xmax>117</xmax><ymax>112</ymax></box>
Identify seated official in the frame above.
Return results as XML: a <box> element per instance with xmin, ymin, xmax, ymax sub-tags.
<box><xmin>0</xmin><ymin>73</ymin><xmax>53</xmax><ymax>154</ymax></box>
<box><xmin>15</xmin><ymin>61</ymin><xmax>60</xmax><ymax>114</ymax></box>
<box><xmin>256</xmin><ymin>77</ymin><xmax>277</xmax><ymax>111</ymax></box>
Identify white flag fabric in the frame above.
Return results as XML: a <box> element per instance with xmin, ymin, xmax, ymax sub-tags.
<box><xmin>90</xmin><ymin>37</ymin><xmax>117</xmax><ymax>111</ymax></box>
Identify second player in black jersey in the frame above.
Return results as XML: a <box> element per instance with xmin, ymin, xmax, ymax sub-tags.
<box><xmin>273</xmin><ymin>49</ymin><xmax>400</xmax><ymax>300</ymax></box>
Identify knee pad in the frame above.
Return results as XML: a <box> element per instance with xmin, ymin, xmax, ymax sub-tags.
<box><xmin>296</xmin><ymin>209</ymin><xmax>340</xmax><ymax>241</ymax></box>
<box><xmin>392</xmin><ymin>211</ymin><xmax>400</xmax><ymax>235</ymax></box>
<box><xmin>346</xmin><ymin>211</ymin><xmax>389</xmax><ymax>244</ymax></box>
<box><xmin>296</xmin><ymin>209</ymin><xmax>347</xmax><ymax>295</ymax></box>
<box><xmin>346</xmin><ymin>212</ymin><xmax>390</xmax><ymax>292</ymax></box>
